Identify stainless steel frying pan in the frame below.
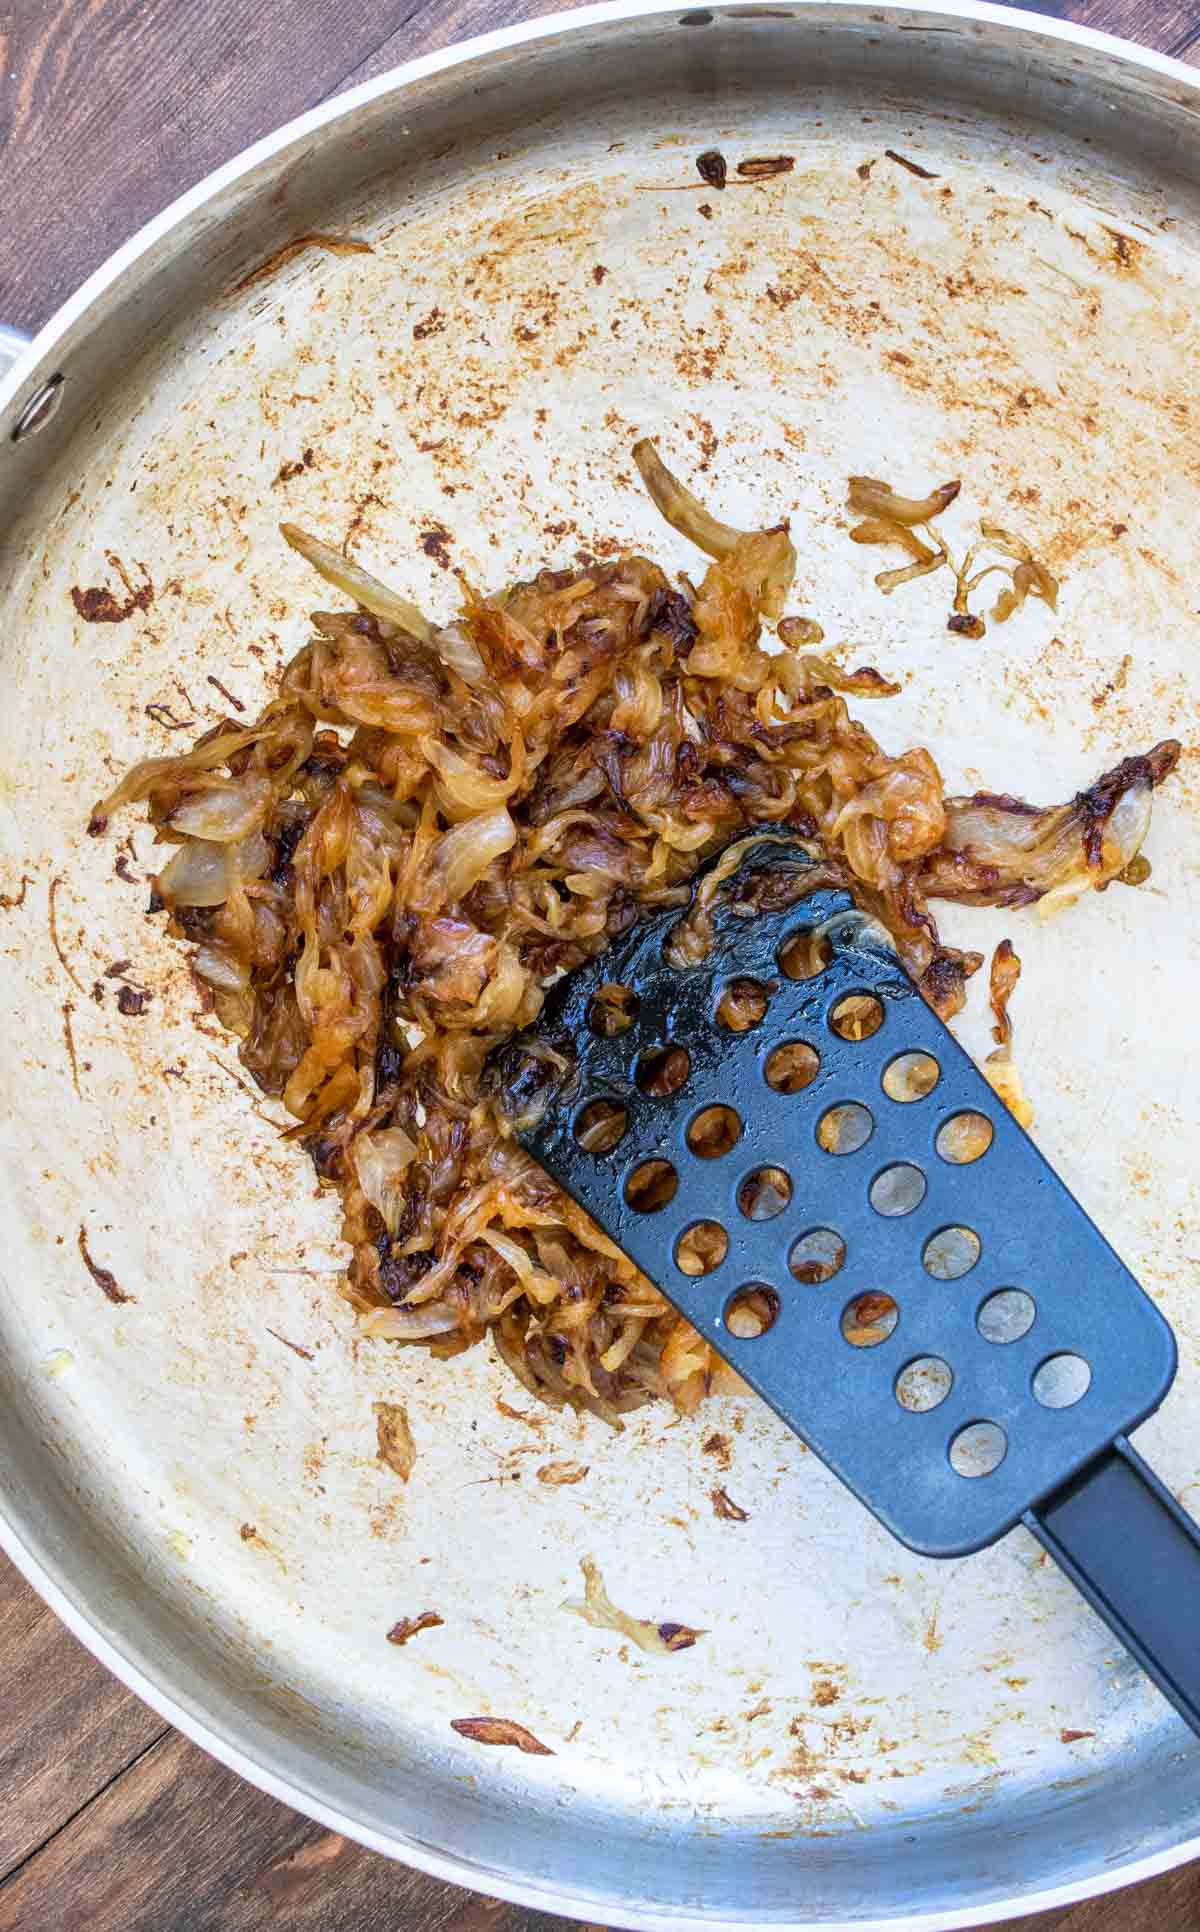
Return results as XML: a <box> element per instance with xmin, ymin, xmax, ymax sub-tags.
<box><xmin>2</xmin><ymin>5</ymin><xmax>1199</xmax><ymax>1924</ymax></box>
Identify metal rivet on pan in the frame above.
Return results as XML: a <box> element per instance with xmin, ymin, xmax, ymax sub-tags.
<box><xmin>11</xmin><ymin>374</ymin><xmax>65</xmax><ymax>442</ymax></box>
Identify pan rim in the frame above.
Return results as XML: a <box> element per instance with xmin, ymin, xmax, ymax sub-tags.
<box><xmin>5</xmin><ymin>0</ymin><xmax>1200</xmax><ymax>413</ymax></box>
<box><xmin>4</xmin><ymin>1490</ymin><xmax>1197</xmax><ymax>1929</ymax></box>
<box><xmin>3</xmin><ymin>0</ymin><xmax>1200</xmax><ymax>1921</ymax></box>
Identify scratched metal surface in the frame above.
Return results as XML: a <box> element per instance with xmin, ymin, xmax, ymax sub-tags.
<box><xmin>0</xmin><ymin>5</ymin><xmax>1199</xmax><ymax>1925</ymax></box>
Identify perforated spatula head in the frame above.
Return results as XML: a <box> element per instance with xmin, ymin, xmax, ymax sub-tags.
<box><xmin>493</xmin><ymin>833</ymin><xmax>1176</xmax><ymax>1561</ymax></box>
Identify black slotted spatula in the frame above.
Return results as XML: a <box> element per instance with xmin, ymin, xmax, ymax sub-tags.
<box><xmin>494</xmin><ymin>833</ymin><xmax>1200</xmax><ymax>1734</ymax></box>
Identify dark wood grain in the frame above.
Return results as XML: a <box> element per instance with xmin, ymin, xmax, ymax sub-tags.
<box><xmin>0</xmin><ymin>1553</ymin><xmax>167</xmax><ymax>1883</ymax></box>
<box><xmin>0</xmin><ymin>1719</ymin><xmax>569</xmax><ymax>1932</ymax></box>
<box><xmin>0</xmin><ymin>0</ymin><xmax>439</xmax><ymax>334</ymax></box>
<box><xmin>4</xmin><ymin>0</ymin><xmax>1200</xmax><ymax>1924</ymax></box>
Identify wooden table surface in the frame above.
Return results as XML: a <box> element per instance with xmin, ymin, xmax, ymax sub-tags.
<box><xmin>3</xmin><ymin>0</ymin><xmax>1200</xmax><ymax>1924</ymax></box>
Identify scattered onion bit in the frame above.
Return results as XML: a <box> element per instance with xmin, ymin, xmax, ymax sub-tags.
<box><xmin>374</xmin><ymin>1400</ymin><xmax>416</xmax><ymax>1481</ymax></box>
<box><xmin>847</xmin><ymin>476</ymin><xmax>961</xmax><ymax>525</ymax></box>
<box><xmin>451</xmin><ymin>1716</ymin><xmax>554</xmax><ymax>1755</ymax></box>
<box><xmin>563</xmin><ymin>1554</ymin><xmax>706</xmax><ymax>1654</ymax></box>
<box><xmin>387</xmin><ymin>1610</ymin><xmax>444</xmax><ymax>1645</ymax></box>
<box><xmin>536</xmin><ymin>1460</ymin><xmax>590</xmax><ymax>1485</ymax></box>
<box><xmin>984</xmin><ymin>937</ymin><xmax>1034</xmax><ymax>1128</ymax></box>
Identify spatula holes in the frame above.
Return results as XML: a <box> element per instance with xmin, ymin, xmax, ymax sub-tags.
<box><xmin>675</xmin><ymin>1221</ymin><xmax>729</xmax><ymax>1277</ymax></box>
<box><xmin>949</xmin><ymin>1421</ymin><xmax>1007</xmax><ymax>1477</ymax></box>
<box><xmin>1033</xmin><ymin>1353</ymin><xmax>1092</xmax><ymax>1409</ymax></box>
<box><xmin>842</xmin><ymin>1292</ymin><xmax>899</xmax><ymax>1348</ymax></box>
<box><xmin>725</xmin><ymin>1284</ymin><xmax>780</xmax><ymax>1339</ymax></box>
<box><xmin>817</xmin><ymin>1102</ymin><xmax>874</xmax><ymax>1155</ymax></box>
<box><xmin>923</xmin><ymin>1225</ymin><xmax>981</xmax><ymax>1280</ymax></box>
<box><xmin>882</xmin><ymin>1051</ymin><xmax>940</xmax><ymax>1103</ymax></box>
<box><xmin>737</xmin><ymin>1165</ymin><xmax>792</xmax><ymax>1221</ymax></box>
<box><xmin>716</xmin><ymin>976</ymin><xmax>770</xmax><ymax>1032</ymax></box>
<box><xmin>588</xmin><ymin>982</ymin><xmax>639</xmax><ymax>1038</ymax></box>
<box><xmin>764</xmin><ymin>1041</ymin><xmax>820</xmax><ymax>1093</ymax></box>
<box><xmin>573</xmin><ymin>1097</ymin><xmax>629</xmax><ymax>1154</ymax></box>
<box><xmin>869</xmin><ymin>1163</ymin><xmax>927</xmax><ymax>1217</ymax></box>
<box><xmin>830</xmin><ymin>993</ymin><xmax>884</xmax><ymax>1042</ymax></box>
<box><xmin>936</xmin><ymin>1111</ymin><xmax>993</xmax><ymax>1164</ymax></box>
<box><xmin>624</xmin><ymin>1159</ymin><xmax>678</xmax><ymax>1213</ymax></box>
<box><xmin>977</xmin><ymin>1289</ymin><xmax>1036</xmax><ymax>1344</ymax></box>
<box><xmin>789</xmin><ymin>1228</ymin><xmax>846</xmax><ymax>1284</ymax></box>
<box><xmin>778</xmin><ymin>929</ymin><xmax>833</xmax><ymax>981</ymax></box>
<box><xmin>686</xmin><ymin>1105</ymin><xmax>742</xmax><ymax>1158</ymax></box>
<box><xmin>635</xmin><ymin>1043</ymin><xmax>691</xmax><ymax>1097</ymax></box>
<box><xmin>895</xmin><ymin>1356</ymin><xmax>953</xmax><ymax>1412</ymax></box>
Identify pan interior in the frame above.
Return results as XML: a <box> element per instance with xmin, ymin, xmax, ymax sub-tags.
<box><xmin>1</xmin><ymin>8</ymin><xmax>1199</xmax><ymax>1923</ymax></box>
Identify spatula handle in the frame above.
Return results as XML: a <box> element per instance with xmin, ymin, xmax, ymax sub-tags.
<box><xmin>1027</xmin><ymin>1437</ymin><xmax>1200</xmax><ymax>1737</ymax></box>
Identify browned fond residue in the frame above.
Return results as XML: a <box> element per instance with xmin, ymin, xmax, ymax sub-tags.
<box><xmin>116</xmin><ymin>985</ymin><xmax>150</xmax><ymax>1016</ymax></box>
<box><xmin>412</xmin><ymin>306</ymin><xmax>447</xmax><ymax>340</ymax></box>
<box><xmin>207</xmin><ymin>674</ymin><xmax>246</xmax><ymax>713</ymax></box>
<box><xmin>233</xmin><ymin>233</ymin><xmax>374</xmax><ymax>291</ymax></box>
<box><xmin>344</xmin><ymin>491</ymin><xmax>384</xmax><ymax>552</ymax></box>
<box><xmin>885</xmin><ymin>149</ymin><xmax>939</xmax><ymax>180</ymax></box>
<box><xmin>61</xmin><ymin>1000</ymin><xmax>81</xmax><ymax>1098</ymax></box>
<box><xmin>70</xmin><ymin>555</ymin><xmax>154</xmax><ymax>624</ymax></box>
<box><xmin>702</xmin><ymin>1430</ymin><xmax>732</xmax><ymax>1470</ymax></box>
<box><xmin>386</xmin><ymin>1610</ymin><xmax>445</xmax><ymax>1646</ymax></box>
<box><xmin>1091</xmin><ymin>652</ymin><xmax>1132</xmax><ymax>709</ymax></box>
<box><xmin>0</xmin><ymin>875</ymin><xmax>30</xmax><ymax>910</ymax></box>
<box><xmin>451</xmin><ymin>1716</ymin><xmax>554</xmax><ymax>1755</ymax></box>
<box><xmin>48</xmin><ymin>876</ymin><xmax>86</xmax><ymax>993</ymax></box>
<box><xmin>1101</xmin><ymin>226</ymin><xmax>1142</xmax><ymax>270</ymax></box>
<box><xmin>274</xmin><ymin>449</ymin><xmax>316</xmax><ymax>486</ymax></box>
<box><xmin>418</xmin><ymin>527</ymin><xmax>453</xmax><ymax>570</ymax></box>
<box><xmin>78</xmin><ymin>1226</ymin><xmax>134</xmax><ymax>1304</ymax></box>
<box><xmin>812</xmin><ymin>1679</ymin><xmax>840</xmax><ymax>1707</ymax></box>
<box><xmin>266</xmin><ymin>1327</ymin><xmax>314</xmax><ymax>1361</ymax></box>
<box><xmin>711</xmin><ymin>1486</ymin><xmax>750</xmax><ymax>1521</ymax></box>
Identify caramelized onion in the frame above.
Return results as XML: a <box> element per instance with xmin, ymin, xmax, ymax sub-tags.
<box><xmin>281</xmin><ymin>523</ymin><xmax>433</xmax><ymax>641</ymax></box>
<box><xmin>94</xmin><ymin>444</ymin><xmax>1179</xmax><ymax>1426</ymax></box>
